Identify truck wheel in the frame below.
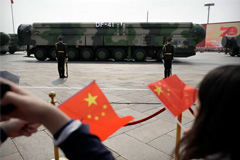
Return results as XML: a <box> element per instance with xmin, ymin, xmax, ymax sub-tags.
<box><xmin>156</xmin><ymin>49</ymin><xmax>163</xmax><ymax>61</ymax></box>
<box><xmin>96</xmin><ymin>48</ymin><xmax>109</xmax><ymax>61</ymax></box>
<box><xmin>9</xmin><ymin>46</ymin><xmax>16</xmax><ymax>54</ymax></box>
<box><xmin>113</xmin><ymin>48</ymin><xmax>126</xmax><ymax>61</ymax></box>
<box><xmin>80</xmin><ymin>48</ymin><xmax>94</xmax><ymax>61</ymax></box>
<box><xmin>34</xmin><ymin>48</ymin><xmax>48</xmax><ymax>61</ymax></box>
<box><xmin>68</xmin><ymin>48</ymin><xmax>79</xmax><ymax>61</ymax></box>
<box><xmin>233</xmin><ymin>48</ymin><xmax>239</xmax><ymax>57</ymax></box>
<box><xmin>133</xmin><ymin>48</ymin><xmax>146</xmax><ymax>62</ymax></box>
<box><xmin>48</xmin><ymin>48</ymin><xmax>56</xmax><ymax>60</ymax></box>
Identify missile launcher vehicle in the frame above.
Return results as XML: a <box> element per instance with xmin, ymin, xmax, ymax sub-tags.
<box><xmin>0</xmin><ymin>32</ymin><xmax>11</xmax><ymax>46</ymax></box>
<box><xmin>0</xmin><ymin>32</ymin><xmax>26</xmax><ymax>54</ymax></box>
<box><xmin>18</xmin><ymin>22</ymin><xmax>205</xmax><ymax>61</ymax></box>
<box><xmin>0</xmin><ymin>32</ymin><xmax>11</xmax><ymax>54</ymax></box>
<box><xmin>222</xmin><ymin>35</ymin><xmax>240</xmax><ymax>57</ymax></box>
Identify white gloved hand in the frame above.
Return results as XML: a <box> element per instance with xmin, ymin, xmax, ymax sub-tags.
<box><xmin>65</xmin><ymin>58</ymin><xmax>68</xmax><ymax>62</ymax></box>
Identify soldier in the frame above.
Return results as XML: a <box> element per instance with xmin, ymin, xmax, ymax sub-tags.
<box><xmin>55</xmin><ymin>36</ymin><xmax>68</xmax><ymax>78</ymax></box>
<box><xmin>162</xmin><ymin>37</ymin><xmax>174</xmax><ymax>78</ymax></box>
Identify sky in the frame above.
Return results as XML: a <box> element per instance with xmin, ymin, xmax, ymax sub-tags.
<box><xmin>0</xmin><ymin>0</ymin><xmax>240</xmax><ymax>34</ymax></box>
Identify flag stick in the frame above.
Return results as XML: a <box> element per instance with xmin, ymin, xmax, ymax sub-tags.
<box><xmin>174</xmin><ymin>116</ymin><xmax>186</xmax><ymax>132</ymax></box>
<box><xmin>66</xmin><ymin>61</ymin><xmax>68</xmax><ymax>78</ymax></box>
<box><xmin>49</xmin><ymin>91</ymin><xmax>60</xmax><ymax>160</ymax></box>
<box><xmin>53</xmin><ymin>146</ymin><xmax>59</xmax><ymax>160</ymax></box>
<box><xmin>175</xmin><ymin>114</ymin><xmax>182</xmax><ymax>160</ymax></box>
<box><xmin>10</xmin><ymin>1</ymin><xmax>15</xmax><ymax>34</ymax></box>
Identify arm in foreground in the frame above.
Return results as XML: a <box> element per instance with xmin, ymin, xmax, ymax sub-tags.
<box><xmin>0</xmin><ymin>78</ymin><xmax>114</xmax><ymax>159</ymax></box>
<box><xmin>0</xmin><ymin>119</ymin><xmax>40</xmax><ymax>144</ymax></box>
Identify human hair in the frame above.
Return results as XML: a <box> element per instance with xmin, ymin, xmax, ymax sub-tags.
<box><xmin>58</xmin><ymin>36</ymin><xmax>63</xmax><ymax>41</ymax></box>
<box><xmin>176</xmin><ymin>65</ymin><xmax>240</xmax><ymax>160</ymax></box>
<box><xmin>167</xmin><ymin>39</ymin><xmax>172</xmax><ymax>43</ymax></box>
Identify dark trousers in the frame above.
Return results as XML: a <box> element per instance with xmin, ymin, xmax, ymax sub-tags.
<box><xmin>57</xmin><ymin>57</ymin><xmax>65</xmax><ymax>78</ymax></box>
<box><xmin>164</xmin><ymin>60</ymin><xmax>172</xmax><ymax>78</ymax></box>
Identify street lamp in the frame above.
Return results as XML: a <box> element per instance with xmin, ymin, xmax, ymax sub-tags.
<box><xmin>147</xmin><ymin>11</ymin><xmax>149</xmax><ymax>23</ymax></box>
<box><xmin>204</xmin><ymin>3</ymin><xmax>215</xmax><ymax>24</ymax></box>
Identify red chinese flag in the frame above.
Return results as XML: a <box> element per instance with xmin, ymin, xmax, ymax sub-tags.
<box><xmin>148</xmin><ymin>75</ymin><xmax>198</xmax><ymax>117</ymax></box>
<box><xmin>58</xmin><ymin>81</ymin><xmax>134</xmax><ymax>141</ymax></box>
<box><xmin>11</xmin><ymin>0</ymin><xmax>14</xmax><ymax>4</ymax></box>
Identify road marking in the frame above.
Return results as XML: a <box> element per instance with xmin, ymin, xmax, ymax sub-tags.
<box><xmin>21</xmin><ymin>86</ymin><xmax>149</xmax><ymax>91</ymax></box>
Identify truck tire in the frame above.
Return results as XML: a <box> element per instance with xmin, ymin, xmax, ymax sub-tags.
<box><xmin>80</xmin><ymin>48</ymin><xmax>94</xmax><ymax>61</ymax></box>
<box><xmin>1</xmin><ymin>51</ymin><xmax>7</xmax><ymax>55</ymax></box>
<box><xmin>34</xmin><ymin>48</ymin><xmax>48</xmax><ymax>61</ymax></box>
<box><xmin>96</xmin><ymin>48</ymin><xmax>109</xmax><ymax>61</ymax></box>
<box><xmin>9</xmin><ymin>51</ymin><xmax>15</xmax><ymax>54</ymax></box>
<box><xmin>48</xmin><ymin>48</ymin><xmax>56</xmax><ymax>60</ymax></box>
<box><xmin>133</xmin><ymin>48</ymin><xmax>146</xmax><ymax>62</ymax></box>
<box><xmin>112</xmin><ymin>48</ymin><xmax>126</xmax><ymax>61</ymax></box>
<box><xmin>68</xmin><ymin>48</ymin><xmax>79</xmax><ymax>61</ymax></box>
<box><xmin>233</xmin><ymin>49</ymin><xmax>239</xmax><ymax>57</ymax></box>
<box><xmin>9</xmin><ymin>47</ymin><xmax>16</xmax><ymax>54</ymax></box>
<box><xmin>156</xmin><ymin>49</ymin><xmax>163</xmax><ymax>61</ymax></box>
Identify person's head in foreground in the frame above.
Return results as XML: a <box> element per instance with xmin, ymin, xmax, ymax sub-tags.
<box><xmin>176</xmin><ymin>65</ymin><xmax>240</xmax><ymax>160</ymax></box>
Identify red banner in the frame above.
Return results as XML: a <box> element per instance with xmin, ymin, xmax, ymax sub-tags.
<box><xmin>205</xmin><ymin>22</ymin><xmax>240</xmax><ymax>47</ymax></box>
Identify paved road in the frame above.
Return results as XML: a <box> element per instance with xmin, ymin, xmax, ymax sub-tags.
<box><xmin>0</xmin><ymin>52</ymin><xmax>239</xmax><ymax>160</ymax></box>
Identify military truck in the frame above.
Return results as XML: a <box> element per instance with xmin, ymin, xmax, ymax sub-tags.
<box><xmin>17</xmin><ymin>22</ymin><xmax>206</xmax><ymax>61</ymax></box>
<box><xmin>0</xmin><ymin>32</ymin><xmax>26</xmax><ymax>54</ymax></box>
<box><xmin>0</xmin><ymin>32</ymin><xmax>11</xmax><ymax>54</ymax></box>
<box><xmin>222</xmin><ymin>35</ymin><xmax>240</xmax><ymax>57</ymax></box>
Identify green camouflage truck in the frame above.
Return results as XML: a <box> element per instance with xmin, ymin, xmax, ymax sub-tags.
<box><xmin>17</xmin><ymin>22</ymin><xmax>205</xmax><ymax>61</ymax></box>
<box><xmin>0</xmin><ymin>32</ymin><xmax>11</xmax><ymax>54</ymax></box>
<box><xmin>221</xmin><ymin>35</ymin><xmax>240</xmax><ymax>57</ymax></box>
<box><xmin>0</xmin><ymin>32</ymin><xmax>26</xmax><ymax>54</ymax></box>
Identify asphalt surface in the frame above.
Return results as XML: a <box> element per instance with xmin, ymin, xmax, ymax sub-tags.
<box><xmin>0</xmin><ymin>51</ymin><xmax>239</xmax><ymax>160</ymax></box>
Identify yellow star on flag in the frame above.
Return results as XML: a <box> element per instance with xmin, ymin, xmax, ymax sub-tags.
<box><xmin>84</xmin><ymin>93</ymin><xmax>98</xmax><ymax>107</ymax></box>
<box><xmin>154</xmin><ymin>86</ymin><xmax>164</xmax><ymax>96</ymax></box>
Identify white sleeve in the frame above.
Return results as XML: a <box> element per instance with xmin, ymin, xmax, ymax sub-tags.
<box><xmin>54</xmin><ymin>120</ymin><xmax>82</xmax><ymax>146</ymax></box>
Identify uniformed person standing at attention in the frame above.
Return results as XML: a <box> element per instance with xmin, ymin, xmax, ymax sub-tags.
<box><xmin>162</xmin><ymin>37</ymin><xmax>174</xmax><ymax>78</ymax></box>
<box><xmin>55</xmin><ymin>36</ymin><xmax>68</xmax><ymax>78</ymax></box>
